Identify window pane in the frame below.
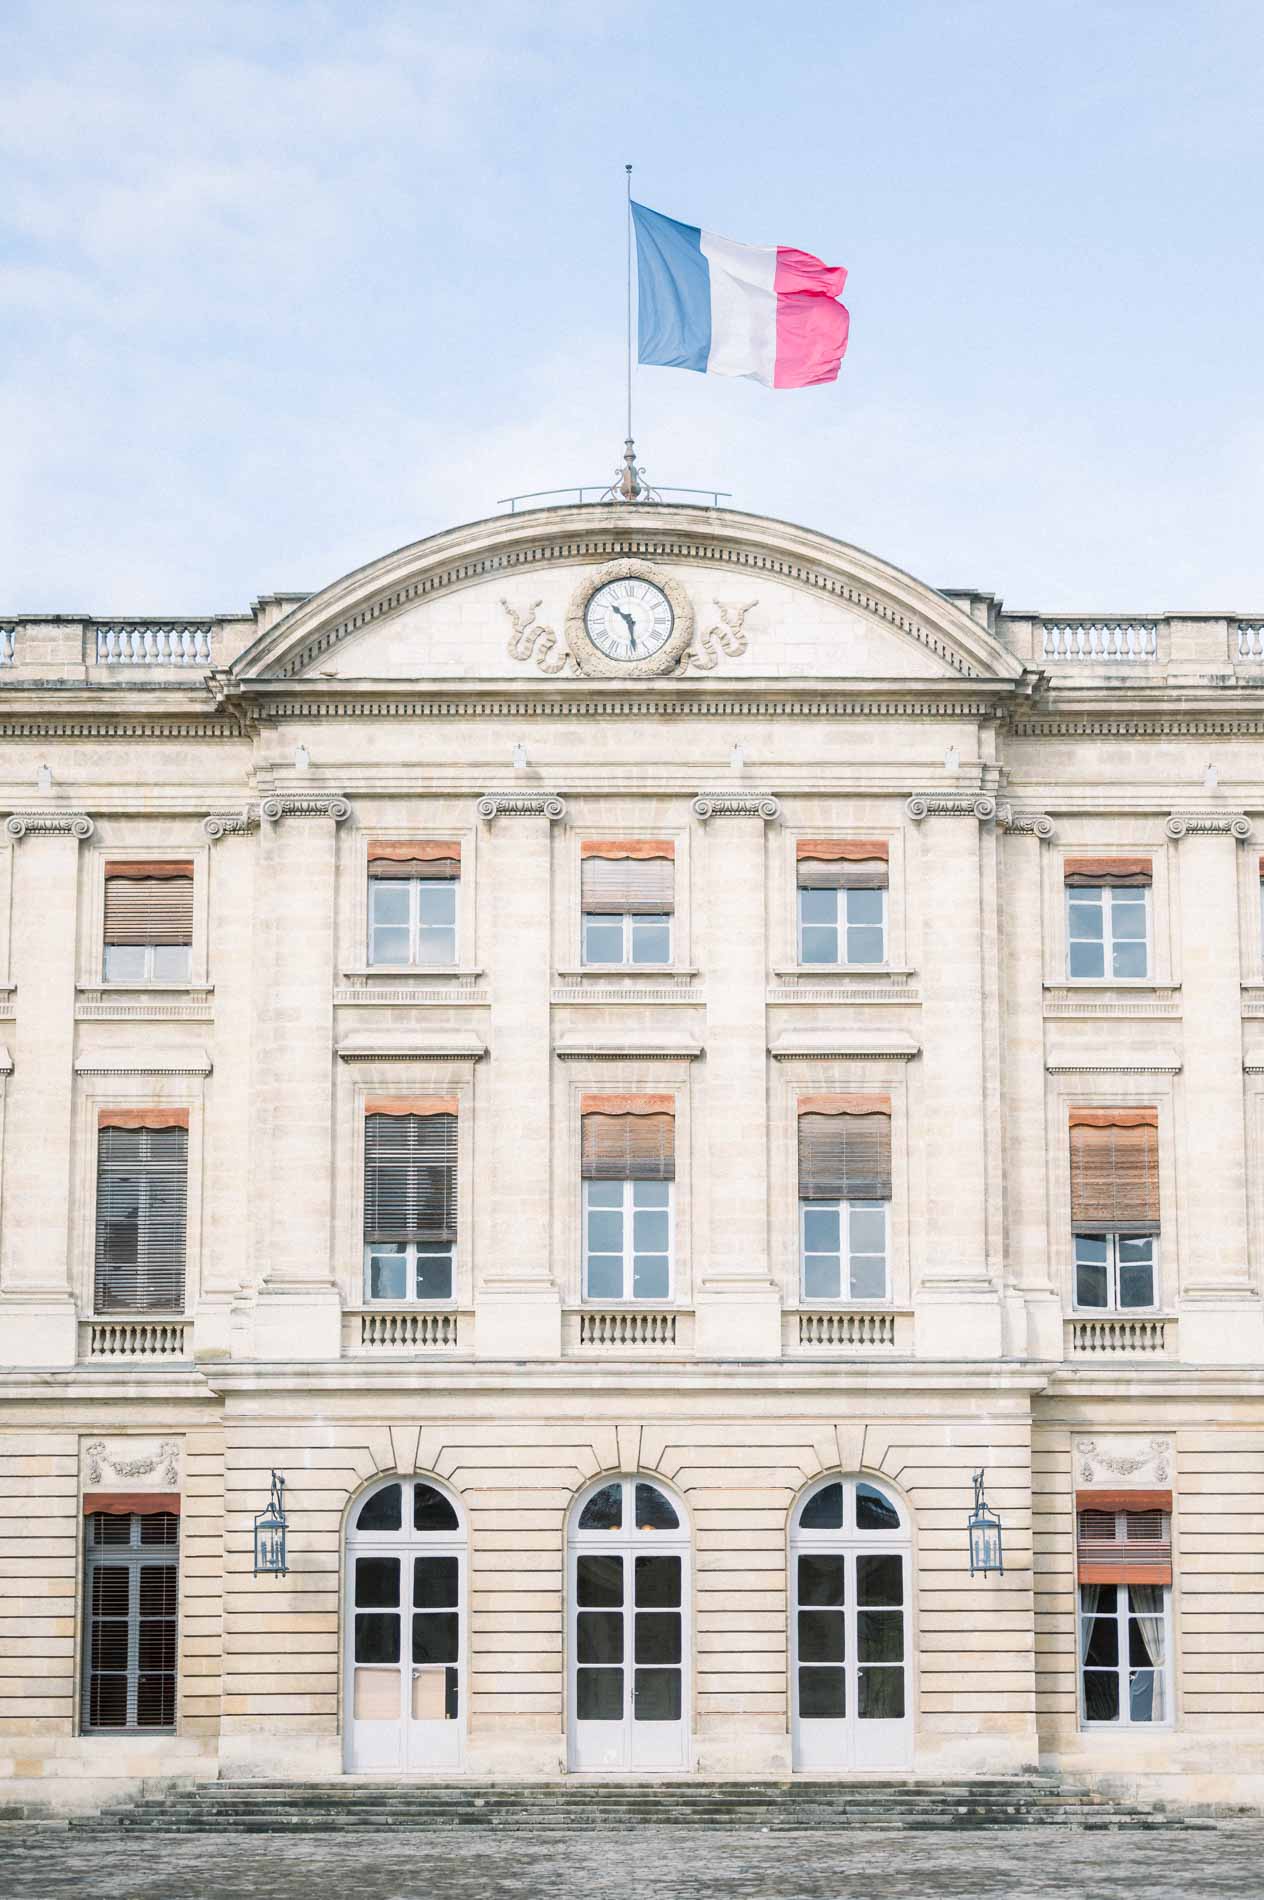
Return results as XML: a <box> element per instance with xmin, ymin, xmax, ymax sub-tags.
<box><xmin>797</xmin><ymin>1553</ymin><xmax>844</xmax><ymax>1604</ymax></box>
<box><xmin>418</xmin><ymin>882</ymin><xmax>456</xmax><ymax>924</ymax></box>
<box><xmin>1110</xmin><ymin>898</ymin><xmax>1147</xmax><ymax>939</ymax></box>
<box><xmin>104</xmin><ymin>944</ymin><xmax>146</xmax><ymax>982</ymax></box>
<box><xmin>848</xmin><ymin>1206</ymin><xmax>887</xmax><ymax>1253</ymax></box>
<box><xmin>857</xmin><ymin>1554</ymin><xmax>903</xmax><ymax>1606</ymax></box>
<box><xmin>1075</xmin><ymin>1253</ymin><xmax>1109</xmax><ymax>1308</ymax></box>
<box><xmin>1083</xmin><ymin>1670</ymin><xmax>1120</xmax><ymax>1721</ymax></box>
<box><xmin>633</xmin><ymin>1182</ymin><xmax>670</xmax><ymax>1209</ymax></box>
<box><xmin>357</xmin><ymin>1484</ymin><xmax>402</xmax><ymax>1532</ymax></box>
<box><xmin>1068</xmin><ymin>897</ymin><xmax>1104</xmax><ymax>938</ymax></box>
<box><xmin>803</xmin><ymin>1256</ymin><xmax>842</xmax><ymax>1300</ymax></box>
<box><xmin>354</xmin><ymin>1613</ymin><xmax>400</xmax><ymax>1663</ymax></box>
<box><xmin>849</xmin><ymin>1255</ymin><xmax>887</xmax><ymax>1300</ymax></box>
<box><xmin>845</xmin><ymin>888</ymin><xmax>884</xmax><ymax>925</ymax></box>
<box><xmin>634</xmin><ymin>1485</ymin><xmax>679</xmax><ymax>1532</ymax></box>
<box><xmin>633</xmin><ymin>1668</ymin><xmax>681</xmax><ymax>1721</ymax></box>
<box><xmin>414</xmin><ymin>1485</ymin><xmax>460</xmax><ymax>1534</ymax></box>
<box><xmin>355</xmin><ymin>1557</ymin><xmax>400</xmax><ymax>1607</ymax></box>
<box><xmin>576</xmin><ymin>1552</ymin><xmax>623</xmax><ymax>1604</ymax></box>
<box><xmin>858</xmin><ymin>1610</ymin><xmax>904</xmax><ymax>1663</ymax></box>
<box><xmin>577</xmin><ymin>1611</ymin><xmax>623</xmax><ymax>1664</ymax></box>
<box><xmin>417</xmin><ymin>926</ymin><xmax>457</xmax><ymax>965</ymax></box>
<box><xmin>371</xmin><ymin>883</ymin><xmax>411</xmax><ymax>922</ymax></box>
<box><xmin>799</xmin><ymin>1484</ymin><xmax>845</xmax><ymax>1531</ymax></box>
<box><xmin>1129</xmin><ymin>1670</ymin><xmax>1160</xmax><ymax>1722</ymax></box>
<box><xmin>855</xmin><ymin>1484</ymin><xmax>901</xmax><ymax>1532</ymax></box>
<box><xmin>858</xmin><ymin>1666</ymin><xmax>905</xmax><ymax>1720</ymax></box>
<box><xmin>1112</xmin><ymin>938</ymin><xmax>1148</xmax><ymax>979</ymax></box>
<box><xmin>634</xmin><ymin>1613</ymin><xmax>681</xmax><ymax>1665</ymax></box>
<box><xmin>586</xmin><ymin>1182</ymin><xmax>623</xmax><ymax>1207</ymax></box>
<box><xmin>415</xmin><ymin>1245</ymin><xmax>453</xmax><ymax>1301</ymax></box>
<box><xmin>370</xmin><ymin>926</ymin><xmax>410</xmax><ymax>964</ymax></box>
<box><xmin>634</xmin><ymin>1555</ymin><xmax>681</xmax><ymax>1608</ymax></box>
<box><xmin>411</xmin><ymin>1611</ymin><xmax>458</xmax><ymax>1666</ymax></box>
<box><xmin>367</xmin><ymin>1247</ymin><xmax>408</xmax><ymax>1302</ymax></box>
<box><xmin>586</xmin><ymin>1256</ymin><xmax>623</xmax><ymax>1299</ymax></box>
<box><xmin>583</xmin><ymin>917</ymin><xmax>625</xmax><ymax>963</ymax></box>
<box><xmin>800</xmin><ymin>925</ymin><xmax>838</xmax><ymax>964</ymax></box>
<box><xmin>799</xmin><ymin>888</ymin><xmax>837</xmax><ymax>924</ymax></box>
<box><xmin>152</xmin><ymin>944</ymin><xmax>191</xmax><ymax>982</ymax></box>
<box><xmin>798</xmin><ymin>1609</ymin><xmax>844</xmax><ymax>1662</ymax></box>
<box><xmin>798</xmin><ymin>1666</ymin><xmax>845</xmax><ymax>1718</ymax></box>
<box><xmin>803</xmin><ymin>1206</ymin><xmax>841</xmax><ymax>1252</ymax></box>
<box><xmin>413</xmin><ymin>1554</ymin><xmax>458</xmax><ymax>1605</ymax></box>
<box><xmin>1083</xmin><ymin>1616</ymin><xmax>1119</xmax><ymax>1668</ymax></box>
<box><xmin>632</xmin><ymin>1207</ymin><xmax>669</xmax><ymax>1253</ymax></box>
<box><xmin>136</xmin><ymin>1673</ymin><xmax>176</xmax><ymax>1728</ymax></box>
<box><xmin>632</xmin><ymin>1254</ymin><xmax>669</xmax><ymax>1300</ymax></box>
<box><xmin>578</xmin><ymin>1487</ymin><xmax>623</xmax><ymax>1536</ymax></box>
<box><xmin>1118</xmin><ymin>1256</ymin><xmax>1156</xmax><ymax>1308</ymax></box>
<box><xmin>846</xmin><ymin>927</ymin><xmax>885</xmax><ymax>965</ymax></box>
<box><xmin>1068</xmin><ymin>940</ymin><xmax>1106</xmax><ymax>979</ymax></box>
<box><xmin>631</xmin><ymin>919</ymin><xmax>671</xmax><ymax>964</ymax></box>
<box><xmin>576</xmin><ymin>1667</ymin><xmax>623</xmax><ymax>1720</ymax></box>
<box><xmin>586</xmin><ymin>1209</ymin><xmax>624</xmax><ymax>1253</ymax></box>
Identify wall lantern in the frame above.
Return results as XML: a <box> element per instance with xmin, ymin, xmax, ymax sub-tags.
<box><xmin>253</xmin><ymin>1470</ymin><xmax>289</xmax><ymax>1578</ymax></box>
<box><xmin>968</xmin><ymin>1468</ymin><xmax>1004</xmax><ymax>1578</ymax></box>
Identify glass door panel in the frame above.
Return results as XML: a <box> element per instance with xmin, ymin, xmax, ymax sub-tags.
<box><xmin>792</xmin><ymin>1544</ymin><xmax>910</xmax><ymax>1769</ymax></box>
<box><xmin>407</xmin><ymin>1553</ymin><xmax>461</xmax><ymax>1769</ymax></box>
<box><xmin>631</xmin><ymin>1553</ymin><xmax>683</xmax><ymax>1763</ymax></box>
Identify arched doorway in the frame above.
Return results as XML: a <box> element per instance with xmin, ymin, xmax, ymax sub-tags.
<box><xmin>343</xmin><ymin>1476</ymin><xmax>466</xmax><ymax>1774</ymax></box>
<box><xmin>567</xmin><ymin>1474</ymin><xmax>691</xmax><ymax>1773</ymax></box>
<box><xmin>790</xmin><ymin>1475</ymin><xmax>912</xmax><ymax>1771</ymax></box>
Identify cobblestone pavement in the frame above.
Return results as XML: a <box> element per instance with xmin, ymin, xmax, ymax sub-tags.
<box><xmin>4</xmin><ymin>1823</ymin><xmax>1263</xmax><ymax>1900</ymax></box>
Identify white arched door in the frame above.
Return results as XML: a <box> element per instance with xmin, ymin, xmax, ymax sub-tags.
<box><xmin>344</xmin><ymin>1477</ymin><xmax>466</xmax><ymax>1774</ymax></box>
<box><xmin>567</xmin><ymin>1475</ymin><xmax>691</xmax><ymax>1773</ymax></box>
<box><xmin>791</xmin><ymin>1476</ymin><xmax>912</xmax><ymax>1771</ymax></box>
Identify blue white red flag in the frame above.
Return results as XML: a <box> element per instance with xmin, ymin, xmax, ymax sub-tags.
<box><xmin>631</xmin><ymin>201</ymin><xmax>849</xmax><ymax>390</ymax></box>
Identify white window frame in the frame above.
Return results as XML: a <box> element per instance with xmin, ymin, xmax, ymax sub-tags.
<box><xmin>368</xmin><ymin>875</ymin><xmax>459</xmax><ymax>969</ymax></box>
<box><xmin>581</xmin><ymin>911</ymin><xmax>673</xmax><ymax>969</ymax></box>
<box><xmin>1072</xmin><ymin>1232</ymin><xmax>1159</xmax><ymax>1313</ymax></box>
<box><xmin>1066</xmin><ymin>884</ymin><xmax>1151</xmax><ymax>982</ymax></box>
<box><xmin>799</xmin><ymin>1199</ymin><xmax>889</xmax><ymax>1304</ymax></box>
<box><xmin>363</xmin><ymin>1239</ymin><xmax>457</xmax><ymax>1306</ymax></box>
<box><xmin>796</xmin><ymin>885</ymin><xmax>887</xmax><ymax>968</ymax></box>
<box><xmin>582</xmin><ymin>1179</ymin><xmax>674</xmax><ymax>1303</ymax></box>
<box><xmin>1078</xmin><ymin>1581</ymin><xmax>1172</xmax><ymax>1729</ymax></box>
<box><xmin>102</xmin><ymin>941</ymin><xmax>193</xmax><ymax>985</ymax></box>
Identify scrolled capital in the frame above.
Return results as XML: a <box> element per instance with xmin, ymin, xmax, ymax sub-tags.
<box><xmin>691</xmin><ymin>792</ymin><xmax>781</xmax><ymax>822</ymax></box>
<box><xmin>4</xmin><ymin>810</ymin><xmax>95</xmax><ymax>840</ymax></box>
<box><xmin>477</xmin><ymin>791</ymin><xmax>568</xmax><ymax>823</ymax></box>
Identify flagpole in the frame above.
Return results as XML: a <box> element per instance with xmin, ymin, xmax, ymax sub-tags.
<box><xmin>625</xmin><ymin>162</ymin><xmax>633</xmax><ymax>444</ymax></box>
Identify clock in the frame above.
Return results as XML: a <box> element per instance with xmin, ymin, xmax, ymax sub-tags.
<box><xmin>564</xmin><ymin>560</ymin><xmax>694</xmax><ymax>677</ymax></box>
<box><xmin>584</xmin><ymin>576</ymin><xmax>675</xmax><ymax>662</ymax></box>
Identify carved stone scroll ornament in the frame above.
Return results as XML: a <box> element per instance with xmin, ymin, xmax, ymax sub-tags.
<box><xmin>692</xmin><ymin>793</ymin><xmax>781</xmax><ymax>822</ymax></box>
<box><xmin>1076</xmin><ymin>1435</ymin><xmax>1171</xmax><ymax>1487</ymax></box>
<box><xmin>259</xmin><ymin>793</ymin><xmax>351</xmax><ymax>823</ymax></box>
<box><xmin>501</xmin><ymin>599</ymin><xmax>576</xmax><ymax>676</ymax></box>
<box><xmin>83</xmin><ymin>1437</ymin><xmax>181</xmax><ymax>1488</ymax></box>
<box><xmin>998</xmin><ymin>804</ymin><xmax>1056</xmax><ymax>840</ymax></box>
<box><xmin>1164</xmin><ymin>812</ymin><xmax>1253</xmax><ymax>840</ymax></box>
<box><xmin>5</xmin><ymin>811</ymin><xmax>95</xmax><ymax>839</ymax></box>
<box><xmin>678</xmin><ymin>600</ymin><xmax>757</xmax><ymax>673</ymax></box>
<box><xmin>476</xmin><ymin>792</ymin><xmax>567</xmax><ymax>822</ymax></box>
<box><xmin>203</xmin><ymin>809</ymin><xmax>259</xmax><ymax>839</ymax></box>
<box><xmin>905</xmin><ymin>794</ymin><xmax>997</xmax><ymax>822</ymax></box>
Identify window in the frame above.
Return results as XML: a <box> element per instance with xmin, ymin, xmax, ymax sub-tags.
<box><xmin>82</xmin><ymin>1507</ymin><xmax>179</xmax><ymax>1733</ymax></box>
<box><xmin>367</xmin><ymin>842</ymin><xmax>459</xmax><ymax>967</ymax></box>
<box><xmin>1070</xmin><ymin>1108</ymin><xmax>1160</xmax><ymax>1311</ymax></box>
<box><xmin>798</xmin><ymin>1096</ymin><xmax>892</xmax><ymax>1302</ymax></box>
<box><xmin>797</xmin><ymin>840</ymin><xmax>888</xmax><ymax>966</ymax></box>
<box><xmin>1065</xmin><ymin>857</ymin><xmax>1151</xmax><ymax>980</ymax></box>
<box><xmin>581</xmin><ymin>843</ymin><xmax>673</xmax><ymax>966</ymax></box>
<box><xmin>364</xmin><ymin>1103</ymin><xmax>457</xmax><ymax>1302</ymax></box>
<box><xmin>103</xmin><ymin>861</ymin><xmax>193</xmax><ymax>983</ymax></box>
<box><xmin>1077</xmin><ymin>1493</ymin><xmax>1171</xmax><ymax>1726</ymax></box>
<box><xmin>581</xmin><ymin>1095</ymin><xmax>674</xmax><ymax>1301</ymax></box>
<box><xmin>94</xmin><ymin>1113</ymin><xmax>188</xmax><ymax>1313</ymax></box>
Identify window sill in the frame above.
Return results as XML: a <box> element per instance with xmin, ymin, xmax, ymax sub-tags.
<box><xmin>556</xmin><ymin>965</ymin><xmax>699</xmax><ymax>978</ymax></box>
<box><xmin>342</xmin><ymin>965</ymin><xmax>483</xmax><ymax>979</ymax></box>
<box><xmin>771</xmin><ymin>964</ymin><xmax>914</xmax><ymax>979</ymax></box>
<box><xmin>86</xmin><ymin>982</ymin><xmax>214</xmax><ymax>993</ymax></box>
<box><xmin>1044</xmin><ymin>983</ymin><xmax>1180</xmax><ymax>1020</ymax></box>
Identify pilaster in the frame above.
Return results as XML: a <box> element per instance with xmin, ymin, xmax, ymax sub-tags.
<box><xmin>694</xmin><ymin>792</ymin><xmax>781</xmax><ymax>1358</ymax></box>
<box><xmin>475</xmin><ymin>791</ymin><xmax>565</xmax><ymax>1358</ymax></box>
<box><xmin>251</xmin><ymin>793</ymin><xmax>349</xmax><ymax>1361</ymax></box>
<box><xmin>0</xmin><ymin>814</ymin><xmax>94</xmax><ymax>1365</ymax></box>
<box><xmin>906</xmin><ymin>794</ymin><xmax>1003</xmax><ymax>1357</ymax></box>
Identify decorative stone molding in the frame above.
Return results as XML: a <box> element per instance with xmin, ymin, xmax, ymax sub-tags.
<box><xmin>1076</xmin><ymin>1434</ymin><xmax>1171</xmax><ymax>1487</ymax></box>
<box><xmin>1045</xmin><ymin>1061</ymin><xmax>1182</xmax><ymax>1074</ymax></box>
<box><xmin>259</xmin><ymin>793</ymin><xmax>351</xmax><ymax>823</ymax></box>
<box><xmin>74</xmin><ymin>1051</ymin><xmax>212</xmax><ymax>1075</ymax></box>
<box><xmin>679</xmin><ymin>601</ymin><xmax>757</xmax><ymax>673</ymax></box>
<box><xmin>336</xmin><ymin>1030</ymin><xmax>486</xmax><ymax>1062</ymax></box>
<box><xmin>692</xmin><ymin>792</ymin><xmax>780</xmax><ymax>822</ymax></box>
<box><xmin>553</xmin><ymin>1032</ymin><xmax>702</xmax><ymax>1060</ymax></box>
<box><xmin>4</xmin><ymin>810</ymin><xmax>94</xmax><ymax>839</ymax></box>
<box><xmin>476</xmin><ymin>792</ymin><xmax>567</xmax><ymax>822</ymax></box>
<box><xmin>1165</xmin><ymin>811</ymin><xmax>1253</xmax><ymax>840</ymax></box>
<box><xmin>998</xmin><ymin>803</ymin><xmax>1055</xmax><ymax>839</ymax></box>
<box><xmin>562</xmin><ymin>562</ymin><xmax>695</xmax><ymax>679</ymax></box>
<box><xmin>83</xmin><ymin>1436</ymin><xmax>181</xmax><ymax>1488</ymax></box>
<box><xmin>203</xmin><ymin>808</ymin><xmax>258</xmax><ymax>839</ymax></box>
<box><xmin>905</xmin><ymin>793</ymin><xmax>996</xmax><ymax>822</ymax></box>
<box><xmin>769</xmin><ymin>1027</ymin><xmax>920</xmax><ymax>1060</ymax></box>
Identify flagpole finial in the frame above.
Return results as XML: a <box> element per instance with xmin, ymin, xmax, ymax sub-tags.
<box><xmin>603</xmin><ymin>437</ymin><xmax>660</xmax><ymax>505</ymax></box>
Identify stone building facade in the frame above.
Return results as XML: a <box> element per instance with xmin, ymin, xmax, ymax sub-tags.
<box><xmin>1</xmin><ymin>501</ymin><xmax>1263</xmax><ymax>1806</ymax></box>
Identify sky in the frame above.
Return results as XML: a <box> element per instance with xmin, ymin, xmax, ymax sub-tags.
<box><xmin>2</xmin><ymin>0</ymin><xmax>1263</xmax><ymax>616</ymax></box>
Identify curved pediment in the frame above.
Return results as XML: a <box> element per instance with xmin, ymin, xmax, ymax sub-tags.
<box><xmin>230</xmin><ymin>503</ymin><xmax>1026</xmax><ymax>688</ymax></box>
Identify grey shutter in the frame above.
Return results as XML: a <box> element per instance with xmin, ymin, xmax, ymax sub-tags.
<box><xmin>798</xmin><ymin>1113</ymin><xmax>891</xmax><ymax>1201</ymax></box>
<box><xmin>796</xmin><ymin>858</ymin><xmax>888</xmax><ymax>890</ymax></box>
<box><xmin>580</xmin><ymin>857</ymin><xmax>674</xmax><ymax>914</ymax></box>
<box><xmin>94</xmin><ymin>1127</ymin><xmax>188</xmax><ymax>1312</ymax></box>
<box><xmin>364</xmin><ymin>1113</ymin><xmax>458</xmax><ymax>1243</ymax></box>
<box><xmin>581</xmin><ymin>1112</ymin><xmax>675</xmax><ymax>1181</ymax></box>
<box><xmin>104</xmin><ymin>876</ymin><xmax>194</xmax><ymax>946</ymax></box>
<box><xmin>82</xmin><ymin>1511</ymin><xmax>179</xmax><ymax>1732</ymax></box>
<box><xmin>367</xmin><ymin>858</ymin><xmax>459</xmax><ymax>880</ymax></box>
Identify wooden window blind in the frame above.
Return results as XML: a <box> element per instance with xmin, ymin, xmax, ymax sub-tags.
<box><xmin>798</xmin><ymin>1096</ymin><xmax>892</xmax><ymax>1201</ymax></box>
<box><xmin>580</xmin><ymin>1094</ymin><xmax>675</xmax><ymax>1181</ymax></box>
<box><xmin>580</xmin><ymin>843</ymin><xmax>674</xmax><ymax>914</ymax></box>
<box><xmin>796</xmin><ymin>839</ymin><xmax>889</xmax><ymax>890</ymax></box>
<box><xmin>94</xmin><ymin>1119</ymin><xmax>188</xmax><ymax>1313</ymax></box>
<box><xmin>82</xmin><ymin>1510</ymin><xmax>179</xmax><ymax>1733</ymax></box>
<box><xmin>1069</xmin><ymin>1108</ymin><xmax>1160</xmax><ymax>1233</ymax></box>
<box><xmin>367</xmin><ymin>841</ymin><xmax>460</xmax><ymax>880</ymax></box>
<box><xmin>1064</xmin><ymin>857</ymin><xmax>1152</xmax><ymax>887</ymax></box>
<box><xmin>1076</xmin><ymin>1490</ymin><xmax>1172</xmax><ymax>1586</ymax></box>
<box><xmin>103</xmin><ymin>862</ymin><xmax>194</xmax><ymax>946</ymax></box>
<box><xmin>364</xmin><ymin>1108</ymin><xmax>458</xmax><ymax>1244</ymax></box>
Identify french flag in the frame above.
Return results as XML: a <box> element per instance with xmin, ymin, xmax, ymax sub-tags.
<box><xmin>631</xmin><ymin>201</ymin><xmax>849</xmax><ymax>390</ymax></box>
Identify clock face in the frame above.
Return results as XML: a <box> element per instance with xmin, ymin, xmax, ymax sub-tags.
<box><xmin>584</xmin><ymin>577</ymin><xmax>675</xmax><ymax>662</ymax></box>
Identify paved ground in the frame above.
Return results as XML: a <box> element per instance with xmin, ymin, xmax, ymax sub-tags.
<box><xmin>3</xmin><ymin>1822</ymin><xmax>1263</xmax><ymax>1900</ymax></box>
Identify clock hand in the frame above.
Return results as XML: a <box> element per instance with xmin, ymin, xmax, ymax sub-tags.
<box><xmin>613</xmin><ymin>605</ymin><xmax>638</xmax><ymax>651</ymax></box>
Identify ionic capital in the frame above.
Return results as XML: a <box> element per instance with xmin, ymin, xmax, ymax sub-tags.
<box><xmin>905</xmin><ymin>793</ymin><xmax>996</xmax><ymax>823</ymax></box>
<box><xmin>259</xmin><ymin>793</ymin><xmax>351</xmax><ymax>823</ymax></box>
<box><xmin>4</xmin><ymin>810</ymin><xmax>95</xmax><ymax>839</ymax></box>
<box><xmin>692</xmin><ymin>792</ymin><xmax>781</xmax><ymax>822</ymax></box>
<box><xmin>476</xmin><ymin>792</ymin><xmax>567</xmax><ymax>822</ymax></box>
